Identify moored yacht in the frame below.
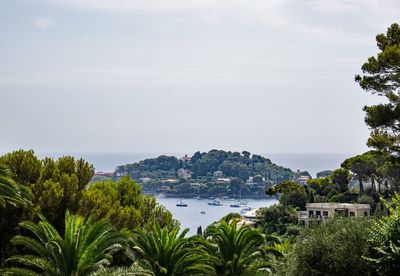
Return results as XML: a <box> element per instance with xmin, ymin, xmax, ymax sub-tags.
<box><xmin>208</xmin><ymin>198</ymin><xmax>223</xmax><ymax>206</ymax></box>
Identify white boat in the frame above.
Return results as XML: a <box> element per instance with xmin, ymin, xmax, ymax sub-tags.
<box><xmin>176</xmin><ymin>198</ymin><xmax>188</xmax><ymax>207</ymax></box>
<box><xmin>193</xmin><ymin>196</ymin><xmax>201</xmax><ymax>200</ymax></box>
<box><xmin>208</xmin><ymin>198</ymin><xmax>223</xmax><ymax>206</ymax></box>
<box><xmin>240</xmin><ymin>207</ymin><xmax>252</xmax><ymax>214</ymax></box>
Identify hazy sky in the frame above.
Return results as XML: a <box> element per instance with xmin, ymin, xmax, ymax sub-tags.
<box><xmin>1</xmin><ymin>0</ymin><xmax>399</xmax><ymax>154</ymax></box>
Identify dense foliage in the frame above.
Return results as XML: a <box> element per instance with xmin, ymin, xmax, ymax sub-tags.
<box><xmin>0</xmin><ymin>164</ymin><xmax>30</xmax><ymax>210</ymax></box>
<box><xmin>2</xmin><ymin>211</ymin><xmax>127</xmax><ymax>275</ymax></box>
<box><xmin>0</xmin><ymin>150</ymin><xmax>176</xmax><ymax>267</ymax></box>
<box><xmin>130</xmin><ymin>224</ymin><xmax>214</xmax><ymax>276</ymax></box>
<box><xmin>368</xmin><ymin>195</ymin><xmax>400</xmax><ymax>274</ymax></box>
<box><xmin>204</xmin><ymin>220</ymin><xmax>281</xmax><ymax>275</ymax></box>
<box><xmin>80</xmin><ymin>177</ymin><xmax>178</xmax><ymax>231</ymax></box>
<box><xmin>0</xmin><ymin>150</ymin><xmax>95</xmax><ymax>230</ymax></box>
<box><xmin>283</xmin><ymin>218</ymin><xmax>373</xmax><ymax>276</ymax></box>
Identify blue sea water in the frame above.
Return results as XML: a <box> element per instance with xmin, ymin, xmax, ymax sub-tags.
<box><xmin>156</xmin><ymin>197</ymin><xmax>278</xmax><ymax>235</ymax></box>
<box><xmin>37</xmin><ymin>152</ymin><xmax>357</xmax><ymax>178</ymax></box>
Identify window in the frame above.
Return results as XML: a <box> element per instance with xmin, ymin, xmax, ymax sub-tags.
<box><xmin>316</xmin><ymin>211</ymin><xmax>321</xmax><ymax>218</ymax></box>
<box><xmin>364</xmin><ymin>211</ymin><xmax>368</xmax><ymax>217</ymax></box>
<box><xmin>323</xmin><ymin>211</ymin><xmax>328</xmax><ymax>217</ymax></box>
<box><xmin>309</xmin><ymin>210</ymin><xmax>314</xmax><ymax>218</ymax></box>
<box><xmin>350</xmin><ymin>211</ymin><xmax>355</xmax><ymax>217</ymax></box>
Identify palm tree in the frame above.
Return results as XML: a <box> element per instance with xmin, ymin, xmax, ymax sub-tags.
<box><xmin>204</xmin><ymin>220</ymin><xmax>278</xmax><ymax>276</ymax></box>
<box><xmin>2</xmin><ymin>211</ymin><xmax>127</xmax><ymax>275</ymax></box>
<box><xmin>0</xmin><ymin>164</ymin><xmax>30</xmax><ymax>209</ymax></box>
<box><xmin>129</xmin><ymin>223</ymin><xmax>215</xmax><ymax>276</ymax></box>
<box><xmin>0</xmin><ymin>164</ymin><xmax>31</xmax><ymax>265</ymax></box>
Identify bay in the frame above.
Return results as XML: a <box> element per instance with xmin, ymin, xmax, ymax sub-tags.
<box><xmin>156</xmin><ymin>197</ymin><xmax>278</xmax><ymax>235</ymax></box>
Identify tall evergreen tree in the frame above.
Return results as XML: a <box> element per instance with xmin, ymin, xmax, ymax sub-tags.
<box><xmin>355</xmin><ymin>23</ymin><xmax>400</xmax><ymax>155</ymax></box>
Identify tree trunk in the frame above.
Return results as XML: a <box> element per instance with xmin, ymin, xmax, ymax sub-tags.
<box><xmin>377</xmin><ymin>179</ymin><xmax>382</xmax><ymax>194</ymax></box>
<box><xmin>281</xmin><ymin>194</ymin><xmax>287</xmax><ymax>222</ymax></box>
<box><xmin>371</xmin><ymin>176</ymin><xmax>376</xmax><ymax>192</ymax></box>
<box><xmin>358</xmin><ymin>177</ymin><xmax>364</xmax><ymax>194</ymax></box>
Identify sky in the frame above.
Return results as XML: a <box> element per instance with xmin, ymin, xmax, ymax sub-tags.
<box><xmin>1</xmin><ymin>0</ymin><xmax>399</xmax><ymax>154</ymax></box>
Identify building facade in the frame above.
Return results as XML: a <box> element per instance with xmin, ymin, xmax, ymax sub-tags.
<box><xmin>298</xmin><ymin>202</ymin><xmax>371</xmax><ymax>225</ymax></box>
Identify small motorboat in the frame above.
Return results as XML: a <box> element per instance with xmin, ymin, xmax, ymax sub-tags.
<box><xmin>230</xmin><ymin>203</ymin><xmax>241</xmax><ymax>208</ymax></box>
<box><xmin>201</xmin><ymin>211</ymin><xmax>206</xmax><ymax>214</ymax></box>
<box><xmin>176</xmin><ymin>198</ymin><xmax>188</xmax><ymax>207</ymax></box>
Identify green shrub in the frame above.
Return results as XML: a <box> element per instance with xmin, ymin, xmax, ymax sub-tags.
<box><xmin>357</xmin><ymin>194</ymin><xmax>375</xmax><ymax>208</ymax></box>
<box><xmin>367</xmin><ymin>195</ymin><xmax>400</xmax><ymax>274</ymax></box>
<box><xmin>286</xmin><ymin>225</ymin><xmax>302</xmax><ymax>237</ymax></box>
<box><xmin>284</xmin><ymin>218</ymin><xmax>373</xmax><ymax>276</ymax></box>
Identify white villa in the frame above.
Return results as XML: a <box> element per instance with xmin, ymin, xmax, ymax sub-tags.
<box><xmin>298</xmin><ymin>202</ymin><xmax>371</xmax><ymax>225</ymax></box>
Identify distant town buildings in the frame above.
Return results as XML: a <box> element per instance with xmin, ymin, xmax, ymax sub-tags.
<box><xmin>190</xmin><ymin>182</ymin><xmax>201</xmax><ymax>188</ymax></box>
<box><xmin>213</xmin><ymin>170</ymin><xmax>224</xmax><ymax>178</ymax></box>
<box><xmin>298</xmin><ymin>203</ymin><xmax>371</xmax><ymax>225</ymax></box>
<box><xmin>94</xmin><ymin>171</ymin><xmax>114</xmax><ymax>177</ymax></box>
<box><xmin>297</xmin><ymin>175</ymin><xmax>311</xmax><ymax>185</ymax></box>
<box><xmin>177</xmin><ymin>168</ymin><xmax>192</xmax><ymax>180</ymax></box>
<box><xmin>216</xmin><ymin>178</ymin><xmax>231</xmax><ymax>184</ymax></box>
<box><xmin>162</xmin><ymin>178</ymin><xmax>179</xmax><ymax>184</ymax></box>
<box><xmin>181</xmin><ymin>154</ymin><xmax>192</xmax><ymax>164</ymax></box>
<box><xmin>115</xmin><ymin>171</ymin><xmax>127</xmax><ymax>177</ymax></box>
<box><xmin>139</xmin><ymin>177</ymin><xmax>151</xmax><ymax>184</ymax></box>
<box><xmin>246</xmin><ymin>176</ymin><xmax>255</xmax><ymax>185</ymax></box>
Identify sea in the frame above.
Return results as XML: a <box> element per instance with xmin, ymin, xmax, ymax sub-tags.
<box><xmin>156</xmin><ymin>197</ymin><xmax>278</xmax><ymax>235</ymax></box>
<box><xmin>35</xmin><ymin>152</ymin><xmax>357</xmax><ymax>234</ymax></box>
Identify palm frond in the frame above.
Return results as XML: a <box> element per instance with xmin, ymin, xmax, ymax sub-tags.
<box><xmin>6</xmin><ymin>211</ymin><xmax>127</xmax><ymax>275</ymax></box>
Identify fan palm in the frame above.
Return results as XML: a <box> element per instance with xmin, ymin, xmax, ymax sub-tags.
<box><xmin>2</xmin><ymin>211</ymin><xmax>127</xmax><ymax>275</ymax></box>
<box><xmin>204</xmin><ymin>220</ymin><xmax>278</xmax><ymax>276</ymax></box>
<box><xmin>0</xmin><ymin>164</ymin><xmax>30</xmax><ymax>209</ymax></box>
<box><xmin>129</xmin><ymin>223</ymin><xmax>215</xmax><ymax>276</ymax></box>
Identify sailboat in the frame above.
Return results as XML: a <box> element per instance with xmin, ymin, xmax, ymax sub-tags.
<box><xmin>230</xmin><ymin>186</ymin><xmax>245</xmax><ymax>207</ymax></box>
<box><xmin>176</xmin><ymin>198</ymin><xmax>188</xmax><ymax>207</ymax></box>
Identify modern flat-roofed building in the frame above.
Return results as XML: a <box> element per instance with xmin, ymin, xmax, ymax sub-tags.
<box><xmin>297</xmin><ymin>175</ymin><xmax>311</xmax><ymax>185</ymax></box>
<box><xmin>298</xmin><ymin>202</ymin><xmax>371</xmax><ymax>225</ymax></box>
